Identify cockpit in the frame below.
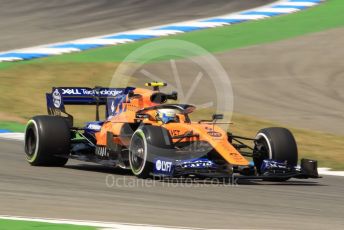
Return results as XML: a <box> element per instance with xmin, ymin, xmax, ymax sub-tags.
<box><xmin>136</xmin><ymin>104</ymin><xmax>196</xmax><ymax>124</ymax></box>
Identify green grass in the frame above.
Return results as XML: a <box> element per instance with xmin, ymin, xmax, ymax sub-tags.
<box><xmin>0</xmin><ymin>219</ymin><xmax>97</xmax><ymax>230</ymax></box>
<box><xmin>0</xmin><ymin>121</ymin><xmax>26</xmax><ymax>132</ymax></box>
<box><xmin>1</xmin><ymin>0</ymin><xmax>343</xmax><ymax>69</ymax></box>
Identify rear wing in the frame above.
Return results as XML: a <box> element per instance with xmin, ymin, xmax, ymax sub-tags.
<box><xmin>46</xmin><ymin>87</ymin><xmax>134</xmax><ymax>122</ymax></box>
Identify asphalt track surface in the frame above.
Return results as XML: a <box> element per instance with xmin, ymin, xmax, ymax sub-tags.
<box><xmin>0</xmin><ymin>139</ymin><xmax>343</xmax><ymax>229</ymax></box>
<box><xmin>0</xmin><ymin>0</ymin><xmax>274</xmax><ymax>52</ymax></box>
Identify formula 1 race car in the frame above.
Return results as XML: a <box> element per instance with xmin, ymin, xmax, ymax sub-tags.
<box><xmin>24</xmin><ymin>82</ymin><xmax>319</xmax><ymax>181</ymax></box>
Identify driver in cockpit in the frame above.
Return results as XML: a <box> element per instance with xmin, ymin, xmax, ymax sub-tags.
<box><xmin>156</xmin><ymin>108</ymin><xmax>180</xmax><ymax>124</ymax></box>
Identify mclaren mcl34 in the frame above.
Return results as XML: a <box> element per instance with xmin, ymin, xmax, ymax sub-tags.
<box><xmin>24</xmin><ymin>82</ymin><xmax>319</xmax><ymax>181</ymax></box>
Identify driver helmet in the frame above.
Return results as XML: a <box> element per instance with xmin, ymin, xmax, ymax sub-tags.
<box><xmin>156</xmin><ymin>108</ymin><xmax>178</xmax><ymax>123</ymax></box>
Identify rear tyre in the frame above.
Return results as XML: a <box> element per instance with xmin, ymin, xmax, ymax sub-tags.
<box><xmin>254</xmin><ymin>127</ymin><xmax>298</xmax><ymax>181</ymax></box>
<box><xmin>25</xmin><ymin>115</ymin><xmax>70</xmax><ymax>166</ymax></box>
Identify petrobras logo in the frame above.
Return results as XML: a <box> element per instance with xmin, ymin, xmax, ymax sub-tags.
<box><xmin>52</xmin><ymin>89</ymin><xmax>62</xmax><ymax>108</ymax></box>
<box><xmin>155</xmin><ymin>159</ymin><xmax>173</xmax><ymax>173</ymax></box>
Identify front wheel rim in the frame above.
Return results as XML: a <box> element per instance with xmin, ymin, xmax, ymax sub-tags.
<box><xmin>253</xmin><ymin>136</ymin><xmax>270</xmax><ymax>172</ymax></box>
<box><xmin>129</xmin><ymin>133</ymin><xmax>146</xmax><ymax>175</ymax></box>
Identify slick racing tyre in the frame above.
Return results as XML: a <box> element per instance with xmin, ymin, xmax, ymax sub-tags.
<box><xmin>25</xmin><ymin>115</ymin><xmax>70</xmax><ymax>166</ymax></box>
<box><xmin>129</xmin><ymin>125</ymin><xmax>173</xmax><ymax>178</ymax></box>
<box><xmin>254</xmin><ymin>127</ymin><xmax>298</xmax><ymax>179</ymax></box>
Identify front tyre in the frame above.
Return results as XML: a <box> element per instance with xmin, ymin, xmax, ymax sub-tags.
<box><xmin>129</xmin><ymin>129</ymin><xmax>151</xmax><ymax>178</ymax></box>
<box><xmin>129</xmin><ymin>126</ymin><xmax>174</xmax><ymax>178</ymax></box>
<box><xmin>25</xmin><ymin>116</ymin><xmax>70</xmax><ymax>166</ymax></box>
<box><xmin>254</xmin><ymin>127</ymin><xmax>298</xmax><ymax>181</ymax></box>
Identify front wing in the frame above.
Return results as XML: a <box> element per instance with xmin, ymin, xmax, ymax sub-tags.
<box><xmin>152</xmin><ymin>157</ymin><xmax>320</xmax><ymax>180</ymax></box>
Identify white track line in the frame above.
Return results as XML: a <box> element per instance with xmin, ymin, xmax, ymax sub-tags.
<box><xmin>0</xmin><ymin>215</ymin><xmax>207</xmax><ymax>230</ymax></box>
<box><xmin>254</xmin><ymin>7</ymin><xmax>300</xmax><ymax>13</ymax></box>
<box><xmin>278</xmin><ymin>2</ymin><xmax>318</xmax><ymax>7</ymax></box>
<box><xmin>119</xmin><ymin>30</ymin><xmax>184</xmax><ymax>36</ymax></box>
<box><xmin>318</xmin><ymin>168</ymin><xmax>344</xmax><ymax>177</ymax></box>
<box><xmin>0</xmin><ymin>57</ymin><xmax>22</xmax><ymax>61</ymax></box>
<box><xmin>71</xmin><ymin>38</ymin><xmax>134</xmax><ymax>45</ymax></box>
<box><xmin>15</xmin><ymin>47</ymin><xmax>81</xmax><ymax>54</ymax></box>
<box><xmin>0</xmin><ymin>132</ymin><xmax>24</xmax><ymax>141</ymax></box>
<box><xmin>172</xmin><ymin>21</ymin><xmax>230</xmax><ymax>28</ymax></box>
<box><xmin>219</xmin><ymin>15</ymin><xmax>269</xmax><ymax>20</ymax></box>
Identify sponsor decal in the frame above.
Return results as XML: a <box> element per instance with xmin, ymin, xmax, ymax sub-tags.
<box><xmin>179</xmin><ymin>158</ymin><xmax>214</xmax><ymax>169</ymax></box>
<box><xmin>155</xmin><ymin>160</ymin><xmax>162</xmax><ymax>170</ymax></box>
<box><xmin>135</xmin><ymin>113</ymin><xmax>150</xmax><ymax>119</ymax></box>
<box><xmin>207</xmin><ymin>131</ymin><xmax>222</xmax><ymax>138</ymax></box>
<box><xmin>261</xmin><ymin>160</ymin><xmax>288</xmax><ymax>171</ymax></box>
<box><xmin>87</xmin><ymin>123</ymin><xmax>102</xmax><ymax>131</ymax></box>
<box><xmin>154</xmin><ymin>159</ymin><xmax>173</xmax><ymax>174</ymax></box>
<box><xmin>61</xmin><ymin>88</ymin><xmax>82</xmax><ymax>95</ymax></box>
<box><xmin>111</xmin><ymin>100</ymin><xmax>115</xmax><ymax>113</ymax></box>
<box><xmin>229</xmin><ymin>152</ymin><xmax>246</xmax><ymax>162</ymax></box>
<box><xmin>170</xmin><ymin>129</ymin><xmax>180</xmax><ymax>137</ymax></box>
<box><xmin>52</xmin><ymin>89</ymin><xmax>62</xmax><ymax>108</ymax></box>
<box><xmin>96</xmin><ymin>146</ymin><xmax>109</xmax><ymax>157</ymax></box>
<box><xmin>60</xmin><ymin>88</ymin><xmax>124</xmax><ymax>97</ymax></box>
<box><xmin>98</xmin><ymin>89</ymin><xmax>123</xmax><ymax>97</ymax></box>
